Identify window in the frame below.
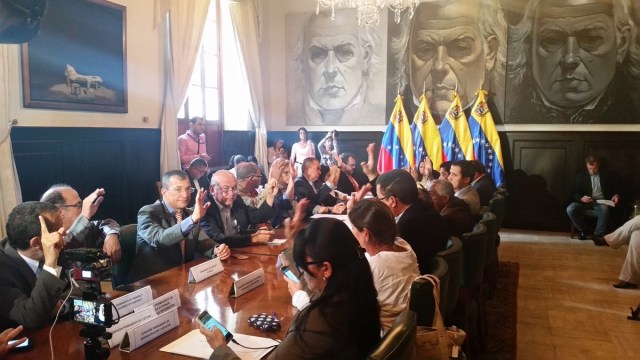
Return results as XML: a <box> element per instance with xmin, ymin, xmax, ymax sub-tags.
<box><xmin>178</xmin><ymin>1</ymin><xmax>220</xmax><ymax>122</ymax></box>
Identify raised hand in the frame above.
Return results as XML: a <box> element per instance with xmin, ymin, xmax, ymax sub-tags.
<box><xmin>347</xmin><ymin>183</ymin><xmax>372</xmax><ymax>213</ymax></box>
<box><xmin>361</xmin><ymin>143</ymin><xmax>379</xmax><ymax>180</ymax></box>
<box><xmin>285</xmin><ymin>198</ymin><xmax>309</xmax><ymax>242</ymax></box>
<box><xmin>264</xmin><ymin>178</ymin><xmax>278</xmax><ymax>206</ymax></box>
<box><xmin>81</xmin><ymin>188</ymin><xmax>106</xmax><ymax>220</ymax></box>
<box><xmin>192</xmin><ymin>188</ymin><xmax>211</xmax><ymax>223</ymax></box>
<box><xmin>39</xmin><ymin>215</ymin><xmax>65</xmax><ymax>268</ymax></box>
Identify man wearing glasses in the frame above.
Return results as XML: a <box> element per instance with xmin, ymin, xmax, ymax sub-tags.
<box><xmin>336</xmin><ymin>152</ymin><xmax>366</xmax><ymax>195</ymax></box>
<box><xmin>236</xmin><ymin>162</ymin><xmax>265</xmax><ymax>208</ymax></box>
<box><xmin>131</xmin><ymin>170</ymin><xmax>231</xmax><ymax>282</ymax></box>
<box><xmin>376</xmin><ymin>169</ymin><xmax>449</xmax><ymax>275</ymax></box>
<box><xmin>201</xmin><ymin>170</ymin><xmax>277</xmax><ymax>248</ymax></box>
<box><xmin>41</xmin><ymin>185</ymin><xmax>122</xmax><ymax>263</ymax></box>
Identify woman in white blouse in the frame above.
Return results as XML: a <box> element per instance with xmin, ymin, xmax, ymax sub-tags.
<box><xmin>347</xmin><ymin>198</ymin><xmax>419</xmax><ymax>333</ymax></box>
<box><xmin>290</xmin><ymin>127</ymin><xmax>315</xmax><ymax>176</ymax></box>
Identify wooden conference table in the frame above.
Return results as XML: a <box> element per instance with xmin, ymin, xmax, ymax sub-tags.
<box><xmin>11</xmin><ymin>240</ymin><xmax>295</xmax><ymax>360</ymax></box>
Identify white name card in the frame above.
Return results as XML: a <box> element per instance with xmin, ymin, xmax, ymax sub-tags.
<box><xmin>188</xmin><ymin>257</ymin><xmax>224</xmax><ymax>283</ymax></box>
<box><xmin>111</xmin><ymin>286</ymin><xmax>153</xmax><ymax>317</ymax></box>
<box><xmin>119</xmin><ymin>306</ymin><xmax>179</xmax><ymax>352</ymax></box>
<box><xmin>133</xmin><ymin>289</ymin><xmax>181</xmax><ymax>316</ymax></box>
<box><xmin>229</xmin><ymin>268</ymin><xmax>265</xmax><ymax>298</ymax></box>
<box><xmin>107</xmin><ymin>307</ymin><xmax>156</xmax><ymax>348</ymax></box>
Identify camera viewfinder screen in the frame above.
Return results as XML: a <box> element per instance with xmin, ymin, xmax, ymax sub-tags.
<box><xmin>73</xmin><ymin>299</ymin><xmax>107</xmax><ymax>326</ymax></box>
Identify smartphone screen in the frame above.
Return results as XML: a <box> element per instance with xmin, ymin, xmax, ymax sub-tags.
<box><xmin>197</xmin><ymin>311</ymin><xmax>233</xmax><ymax>343</ymax></box>
<box><xmin>282</xmin><ymin>266</ymin><xmax>300</xmax><ymax>283</ymax></box>
<box><xmin>72</xmin><ymin>298</ymin><xmax>112</xmax><ymax>327</ymax></box>
<box><xmin>9</xmin><ymin>338</ymin><xmax>30</xmax><ymax>351</ymax></box>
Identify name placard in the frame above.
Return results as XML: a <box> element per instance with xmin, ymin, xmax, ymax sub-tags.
<box><xmin>228</xmin><ymin>268</ymin><xmax>265</xmax><ymax>298</ymax></box>
<box><xmin>119</xmin><ymin>306</ymin><xmax>179</xmax><ymax>352</ymax></box>
<box><xmin>107</xmin><ymin>307</ymin><xmax>156</xmax><ymax>348</ymax></box>
<box><xmin>188</xmin><ymin>257</ymin><xmax>224</xmax><ymax>283</ymax></box>
<box><xmin>111</xmin><ymin>286</ymin><xmax>153</xmax><ymax>316</ymax></box>
<box><xmin>133</xmin><ymin>289</ymin><xmax>181</xmax><ymax>316</ymax></box>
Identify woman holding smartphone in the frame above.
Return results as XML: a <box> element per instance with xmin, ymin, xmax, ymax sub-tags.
<box><xmin>200</xmin><ymin>201</ymin><xmax>381</xmax><ymax>359</ymax></box>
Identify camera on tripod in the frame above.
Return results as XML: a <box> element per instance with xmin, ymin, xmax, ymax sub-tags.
<box><xmin>61</xmin><ymin>248</ymin><xmax>118</xmax><ymax>359</ymax></box>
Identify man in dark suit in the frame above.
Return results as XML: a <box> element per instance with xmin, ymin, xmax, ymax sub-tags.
<box><xmin>470</xmin><ymin>160</ymin><xmax>496</xmax><ymax>207</ymax></box>
<box><xmin>336</xmin><ymin>152</ymin><xmax>367</xmax><ymax>195</ymax></box>
<box><xmin>0</xmin><ymin>201</ymin><xmax>68</xmax><ymax>330</ymax></box>
<box><xmin>376</xmin><ymin>169</ymin><xmax>449</xmax><ymax>274</ymax></box>
<box><xmin>40</xmin><ymin>185</ymin><xmax>121</xmax><ymax>262</ymax></box>
<box><xmin>294</xmin><ymin>157</ymin><xmax>345</xmax><ymax>217</ymax></box>
<box><xmin>185</xmin><ymin>158</ymin><xmax>211</xmax><ymax>208</ymax></box>
<box><xmin>429</xmin><ymin>179</ymin><xmax>475</xmax><ymax>240</ymax></box>
<box><xmin>201</xmin><ymin>170</ymin><xmax>276</xmax><ymax>247</ymax></box>
<box><xmin>567</xmin><ymin>155</ymin><xmax>621</xmax><ymax>242</ymax></box>
<box><xmin>131</xmin><ymin>170</ymin><xmax>231</xmax><ymax>282</ymax></box>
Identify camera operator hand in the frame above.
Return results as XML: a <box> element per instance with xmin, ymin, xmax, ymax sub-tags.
<box><xmin>0</xmin><ymin>326</ymin><xmax>26</xmax><ymax>358</ymax></box>
<box><xmin>39</xmin><ymin>215</ymin><xmax>65</xmax><ymax>269</ymax></box>
<box><xmin>82</xmin><ymin>188</ymin><xmax>106</xmax><ymax>221</ymax></box>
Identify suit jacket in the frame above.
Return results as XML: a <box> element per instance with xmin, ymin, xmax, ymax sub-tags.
<box><xmin>572</xmin><ymin>170</ymin><xmax>619</xmax><ymax>202</ymax></box>
<box><xmin>441</xmin><ymin>197</ymin><xmax>475</xmax><ymax>240</ymax></box>
<box><xmin>200</xmin><ymin>196</ymin><xmax>275</xmax><ymax>248</ymax></box>
<box><xmin>0</xmin><ymin>238</ymin><xmax>68</xmax><ymax>330</ymax></box>
<box><xmin>131</xmin><ymin>200</ymin><xmax>215</xmax><ymax>282</ymax></box>
<box><xmin>472</xmin><ymin>175</ymin><xmax>496</xmax><ymax>207</ymax></box>
<box><xmin>336</xmin><ymin>170</ymin><xmax>367</xmax><ymax>195</ymax></box>
<box><xmin>396</xmin><ymin>201</ymin><xmax>450</xmax><ymax>275</ymax></box>
<box><xmin>294</xmin><ymin>176</ymin><xmax>337</xmax><ymax>217</ymax></box>
<box><xmin>66</xmin><ymin>215</ymin><xmax>120</xmax><ymax>249</ymax></box>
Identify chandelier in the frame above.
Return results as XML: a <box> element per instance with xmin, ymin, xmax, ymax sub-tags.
<box><xmin>316</xmin><ymin>0</ymin><xmax>419</xmax><ymax>26</ymax></box>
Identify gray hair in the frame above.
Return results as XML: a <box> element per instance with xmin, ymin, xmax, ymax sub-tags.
<box><xmin>162</xmin><ymin>170</ymin><xmax>187</xmax><ymax>189</ymax></box>
<box><xmin>40</xmin><ymin>183</ymin><xmax>74</xmax><ymax>206</ymax></box>
<box><xmin>391</xmin><ymin>0</ymin><xmax>507</xmax><ymax>94</ymax></box>
<box><xmin>508</xmin><ymin>0</ymin><xmax>633</xmax><ymax>85</ymax></box>
<box><xmin>293</xmin><ymin>9</ymin><xmax>381</xmax><ymax>99</ymax></box>
<box><xmin>431</xmin><ymin>179</ymin><xmax>454</xmax><ymax>197</ymax></box>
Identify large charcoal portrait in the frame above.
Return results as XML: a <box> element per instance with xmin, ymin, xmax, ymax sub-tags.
<box><xmin>285</xmin><ymin>9</ymin><xmax>388</xmax><ymax>126</ymax></box>
<box><xmin>387</xmin><ymin>0</ymin><xmax>508</xmax><ymax>125</ymax></box>
<box><xmin>504</xmin><ymin>0</ymin><xmax>640</xmax><ymax>124</ymax></box>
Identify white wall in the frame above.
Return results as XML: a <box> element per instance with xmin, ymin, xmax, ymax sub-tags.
<box><xmin>6</xmin><ymin>0</ymin><xmax>163</xmax><ymax>129</ymax></box>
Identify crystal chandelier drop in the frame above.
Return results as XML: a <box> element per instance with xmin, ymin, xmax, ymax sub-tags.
<box><xmin>315</xmin><ymin>0</ymin><xmax>418</xmax><ymax>26</ymax></box>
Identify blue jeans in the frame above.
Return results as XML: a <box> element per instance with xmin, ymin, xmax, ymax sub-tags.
<box><xmin>566</xmin><ymin>202</ymin><xmax>611</xmax><ymax>236</ymax></box>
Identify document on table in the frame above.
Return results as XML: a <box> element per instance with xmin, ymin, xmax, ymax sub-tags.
<box><xmin>267</xmin><ymin>238</ymin><xmax>287</xmax><ymax>245</ymax></box>
<box><xmin>160</xmin><ymin>329</ymin><xmax>279</xmax><ymax>359</ymax></box>
<box><xmin>310</xmin><ymin>214</ymin><xmax>348</xmax><ymax>221</ymax></box>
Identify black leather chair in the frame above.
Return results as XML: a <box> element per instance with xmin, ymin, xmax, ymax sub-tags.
<box><xmin>438</xmin><ymin>237</ymin><xmax>463</xmax><ymax>324</ymax></box>
<box><xmin>410</xmin><ymin>256</ymin><xmax>449</xmax><ymax>327</ymax></box>
<box><xmin>479</xmin><ymin>212</ymin><xmax>498</xmax><ymax>292</ymax></box>
<box><xmin>111</xmin><ymin>224</ymin><xmax>137</xmax><ymax>288</ymax></box>
<box><xmin>489</xmin><ymin>193</ymin><xmax>505</xmax><ymax>230</ymax></box>
<box><xmin>367</xmin><ymin>310</ymin><xmax>417</xmax><ymax>360</ymax></box>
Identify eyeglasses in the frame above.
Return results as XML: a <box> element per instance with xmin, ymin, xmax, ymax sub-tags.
<box><xmin>216</xmin><ymin>186</ymin><xmax>239</xmax><ymax>195</ymax></box>
<box><xmin>58</xmin><ymin>201</ymin><xmax>82</xmax><ymax>209</ymax></box>
<box><xmin>168</xmin><ymin>187</ymin><xmax>195</xmax><ymax>194</ymax></box>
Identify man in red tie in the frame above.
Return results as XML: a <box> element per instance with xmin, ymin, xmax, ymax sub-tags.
<box><xmin>336</xmin><ymin>153</ymin><xmax>366</xmax><ymax>195</ymax></box>
<box><xmin>131</xmin><ymin>170</ymin><xmax>230</xmax><ymax>282</ymax></box>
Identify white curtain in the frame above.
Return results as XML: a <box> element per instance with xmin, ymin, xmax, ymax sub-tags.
<box><xmin>228</xmin><ymin>0</ymin><xmax>268</xmax><ymax>173</ymax></box>
<box><xmin>155</xmin><ymin>0</ymin><xmax>211</xmax><ymax>176</ymax></box>
<box><xmin>0</xmin><ymin>45</ymin><xmax>22</xmax><ymax>237</ymax></box>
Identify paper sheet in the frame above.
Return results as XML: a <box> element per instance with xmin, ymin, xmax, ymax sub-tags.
<box><xmin>160</xmin><ymin>329</ymin><xmax>279</xmax><ymax>359</ymax></box>
<box><xmin>310</xmin><ymin>214</ymin><xmax>348</xmax><ymax>221</ymax></box>
<box><xmin>267</xmin><ymin>238</ymin><xmax>287</xmax><ymax>245</ymax></box>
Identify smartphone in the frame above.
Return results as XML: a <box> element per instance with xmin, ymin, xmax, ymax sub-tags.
<box><xmin>197</xmin><ymin>310</ymin><xmax>233</xmax><ymax>343</ymax></box>
<box><xmin>281</xmin><ymin>266</ymin><xmax>300</xmax><ymax>283</ymax></box>
<box><xmin>9</xmin><ymin>338</ymin><xmax>31</xmax><ymax>351</ymax></box>
<box><xmin>72</xmin><ymin>298</ymin><xmax>113</xmax><ymax>327</ymax></box>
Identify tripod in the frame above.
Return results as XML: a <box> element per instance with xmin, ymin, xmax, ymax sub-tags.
<box><xmin>79</xmin><ymin>325</ymin><xmax>111</xmax><ymax>359</ymax></box>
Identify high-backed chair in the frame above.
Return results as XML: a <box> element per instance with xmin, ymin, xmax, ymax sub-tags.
<box><xmin>111</xmin><ymin>224</ymin><xmax>137</xmax><ymax>288</ymax></box>
<box><xmin>479</xmin><ymin>212</ymin><xmax>498</xmax><ymax>295</ymax></box>
<box><xmin>367</xmin><ymin>310</ymin><xmax>417</xmax><ymax>360</ymax></box>
<box><xmin>459</xmin><ymin>223</ymin><xmax>488</xmax><ymax>358</ymax></box>
<box><xmin>489</xmin><ymin>193</ymin><xmax>505</xmax><ymax>230</ymax></box>
<box><xmin>410</xmin><ymin>256</ymin><xmax>449</xmax><ymax>327</ymax></box>
<box><xmin>437</xmin><ymin>237</ymin><xmax>463</xmax><ymax>324</ymax></box>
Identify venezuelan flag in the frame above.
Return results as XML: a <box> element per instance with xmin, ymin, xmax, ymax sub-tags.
<box><xmin>378</xmin><ymin>95</ymin><xmax>415</xmax><ymax>174</ymax></box>
<box><xmin>412</xmin><ymin>93</ymin><xmax>443</xmax><ymax>171</ymax></box>
<box><xmin>439</xmin><ymin>92</ymin><xmax>474</xmax><ymax>162</ymax></box>
<box><xmin>468</xmin><ymin>90</ymin><xmax>505</xmax><ymax>186</ymax></box>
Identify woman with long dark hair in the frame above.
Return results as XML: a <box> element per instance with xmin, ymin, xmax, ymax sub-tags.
<box><xmin>348</xmin><ymin>198</ymin><xmax>419</xmax><ymax>333</ymax></box>
<box><xmin>200</xmin><ymin>212</ymin><xmax>381</xmax><ymax>359</ymax></box>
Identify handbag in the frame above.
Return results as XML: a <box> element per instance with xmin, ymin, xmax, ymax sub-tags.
<box><xmin>414</xmin><ymin>274</ymin><xmax>466</xmax><ymax>359</ymax></box>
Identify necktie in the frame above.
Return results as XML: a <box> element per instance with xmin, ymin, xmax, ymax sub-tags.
<box><xmin>175</xmin><ymin>210</ymin><xmax>186</xmax><ymax>263</ymax></box>
<box><xmin>348</xmin><ymin>175</ymin><xmax>360</xmax><ymax>192</ymax></box>
<box><xmin>36</xmin><ymin>260</ymin><xmax>44</xmax><ymax>277</ymax></box>
<box><xmin>221</xmin><ymin>207</ymin><xmax>236</xmax><ymax>236</ymax></box>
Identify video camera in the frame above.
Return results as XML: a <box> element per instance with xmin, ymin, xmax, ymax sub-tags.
<box><xmin>61</xmin><ymin>249</ymin><xmax>118</xmax><ymax>359</ymax></box>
